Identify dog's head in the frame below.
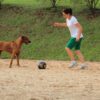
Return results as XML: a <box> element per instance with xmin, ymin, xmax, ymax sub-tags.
<box><xmin>21</xmin><ymin>36</ymin><xmax>31</xmax><ymax>44</ymax></box>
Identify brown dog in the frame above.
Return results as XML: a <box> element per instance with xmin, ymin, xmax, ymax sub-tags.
<box><xmin>0</xmin><ymin>36</ymin><xmax>31</xmax><ymax>68</ymax></box>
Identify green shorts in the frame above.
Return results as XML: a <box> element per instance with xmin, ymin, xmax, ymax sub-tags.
<box><xmin>66</xmin><ymin>37</ymin><xmax>83</xmax><ymax>50</ymax></box>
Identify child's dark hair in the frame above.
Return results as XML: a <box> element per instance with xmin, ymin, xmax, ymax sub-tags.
<box><xmin>63</xmin><ymin>8</ymin><xmax>72</xmax><ymax>15</ymax></box>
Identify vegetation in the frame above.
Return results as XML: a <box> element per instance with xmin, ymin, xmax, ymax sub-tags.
<box><xmin>0</xmin><ymin>0</ymin><xmax>4</xmax><ymax>9</ymax></box>
<box><xmin>85</xmin><ymin>0</ymin><xmax>100</xmax><ymax>15</ymax></box>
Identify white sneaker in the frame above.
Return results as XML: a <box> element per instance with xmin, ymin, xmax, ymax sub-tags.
<box><xmin>69</xmin><ymin>61</ymin><xmax>77</xmax><ymax>68</ymax></box>
<box><xmin>80</xmin><ymin>63</ymin><xmax>87</xmax><ymax>69</ymax></box>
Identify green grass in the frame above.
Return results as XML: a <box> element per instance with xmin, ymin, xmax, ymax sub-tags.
<box><xmin>0</xmin><ymin>0</ymin><xmax>100</xmax><ymax>61</ymax></box>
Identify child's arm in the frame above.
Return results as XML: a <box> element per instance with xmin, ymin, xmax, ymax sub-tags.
<box><xmin>53</xmin><ymin>22</ymin><xmax>67</xmax><ymax>27</ymax></box>
<box><xmin>75</xmin><ymin>23</ymin><xmax>83</xmax><ymax>41</ymax></box>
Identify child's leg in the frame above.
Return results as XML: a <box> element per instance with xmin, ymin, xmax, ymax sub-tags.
<box><xmin>66</xmin><ymin>38</ymin><xmax>77</xmax><ymax>68</ymax></box>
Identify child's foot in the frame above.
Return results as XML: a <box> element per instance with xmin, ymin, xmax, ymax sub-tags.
<box><xmin>69</xmin><ymin>61</ymin><xmax>77</xmax><ymax>68</ymax></box>
<box><xmin>80</xmin><ymin>63</ymin><xmax>87</xmax><ymax>69</ymax></box>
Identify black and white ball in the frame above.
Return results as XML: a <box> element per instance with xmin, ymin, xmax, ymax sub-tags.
<box><xmin>37</xmin><ymin>60</ymin><xmax>47</xmax><ymax>69</ymax></box>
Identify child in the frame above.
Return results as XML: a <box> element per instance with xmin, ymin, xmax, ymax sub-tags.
<box><xmin>53</xmin><ymin>8</ymin><xmax>86</xmax><ymax>69</ymax></box>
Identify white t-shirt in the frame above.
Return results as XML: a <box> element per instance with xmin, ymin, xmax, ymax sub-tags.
<box><xmin>66</xmin><ymin>16</ymin><xmax>83</xmax><ymax>38</ymax></box>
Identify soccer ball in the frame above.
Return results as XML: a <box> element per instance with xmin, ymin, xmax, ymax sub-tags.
<box><xmin>37</xmin><ymin>60</ymin><xmax>47</xmax><ymax>69</ymax></box>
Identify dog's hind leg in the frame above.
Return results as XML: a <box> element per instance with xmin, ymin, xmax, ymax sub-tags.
<box><xmin>16</xmin><ymin>53</ymin><xmax>20</xmax><ymax>67</ymax></box>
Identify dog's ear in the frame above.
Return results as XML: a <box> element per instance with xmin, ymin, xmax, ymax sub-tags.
<box><xmin>21</xmin><ymin>36</ymin><xmax>26</xmax><ymax>40</ymax></box>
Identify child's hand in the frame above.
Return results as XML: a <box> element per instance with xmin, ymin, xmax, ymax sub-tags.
<box><xmin>76</xmin><ymin>36</ymin><xmax>80</xmax><ymax>41</ymax></box>
<box><xmin>76</xmin><ymin>33</ymin><xmax>81</xmax><ymax>41</ymax></box>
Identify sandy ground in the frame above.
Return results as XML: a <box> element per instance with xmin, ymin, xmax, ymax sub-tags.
<box><xmin>0</xmin><ymin>59</ymin><xmax>100</xmax><ymax>100</ymax></box>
